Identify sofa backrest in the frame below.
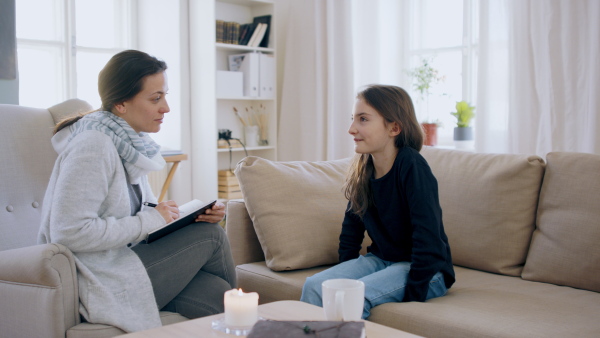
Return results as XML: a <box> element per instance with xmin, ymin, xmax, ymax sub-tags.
<box><xmin>522</xmin><ymin>152</ymin><xmax>600</xmax><ymax>292</ymax></box>
<box><xmin>421</xmin><ymin>147</ymin><xmax>545</xmax><ymax>276</ymax></box>
<box><xmin>0</xmin><ymin>99</ymin><xmax>92</xmax><ymax>251</ymax></box>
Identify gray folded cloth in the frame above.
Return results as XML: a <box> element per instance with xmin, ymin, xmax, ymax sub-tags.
<box><xmin>247</xmin><ymin>320</ymin><xmax>365</xmax><ymax>338</ymax></box>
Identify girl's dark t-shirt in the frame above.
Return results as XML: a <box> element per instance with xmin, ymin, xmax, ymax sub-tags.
<box><xmin>339</xmin><ymin>146</ymin><xmax>455</xmax><ymax>302</ymax></box>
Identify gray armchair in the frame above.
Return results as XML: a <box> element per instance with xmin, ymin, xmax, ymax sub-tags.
<box><xmin>0</xmin><ymin>100</ymin><xmax>186</xmax><ymax>338</ymax></box>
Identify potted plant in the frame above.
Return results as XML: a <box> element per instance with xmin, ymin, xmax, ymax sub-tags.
<box><xmin>408</xmin><ymin>58</ymin><xmax>445</xmax><ymax>146</ymax></box>
<box><xmin>450</xmin><ymin>100</ymin><xmax>475</xmax><ymax>149</ymax></box>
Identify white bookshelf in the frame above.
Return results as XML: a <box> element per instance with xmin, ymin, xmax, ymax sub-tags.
<box><xmin>189</xmin><ymin>0</ymin><xmax>277</xmax><ymax>201</ymax></box>
<box><xmin>215</xmin><ymin>0</ymin><xmax>277</xmax><ymax>173</ymax></box>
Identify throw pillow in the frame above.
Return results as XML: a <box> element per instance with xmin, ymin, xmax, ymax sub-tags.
<box><xmin>421</xmin><ymin>147</ymin><xmax>545</xmax><ymax>276</ymax></box>
<box><xmin>234</xmin><ymin>156</ymin><xmax>352</xmax><ymax>271</ymax></box>
<box><xmin>522</xmin><ymin>152</ymin><xmax>600</xmax><ymax>292</ymax></box>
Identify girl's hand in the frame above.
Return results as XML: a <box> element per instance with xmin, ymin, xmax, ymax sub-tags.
<box><xmin>195</xmin><ymin>201</ymin><xmax>226</xmax><ymax>224</ymax></box>
<box><xmin>155</xmin><ymin>200</ymin><xmax>180</xmax><ymax>223</ymax></box>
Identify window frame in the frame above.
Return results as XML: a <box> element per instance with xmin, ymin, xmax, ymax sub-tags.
<box><xmin>16</xmin><ymin>0</ymin><xmax>137</xmax><ymax>107</ymax></box>
<box><xmin>407</xmin><ymin>0</ymin><xmax>479</xmax><ymax>146</ymax></box>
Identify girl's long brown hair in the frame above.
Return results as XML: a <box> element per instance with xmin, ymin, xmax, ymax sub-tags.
<box><xmin>344</xmin><ymin>85</ymin><xmax>424</xmax><ymax>218</ymax></box>
<box><xmin>53</xmin><ymin>50</ymin><xmax>167</xmax><ymax>134</ymax></box>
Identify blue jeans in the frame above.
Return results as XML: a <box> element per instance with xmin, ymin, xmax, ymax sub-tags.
<box><xmin>300</xmin><ymin>253</ymin><xmax>447</xmax><ymax>319</ymax></box>
<box><xmin>132</xmin><ymin>222</ymin><xmax>236</xmax><ymax>318</ymax></box>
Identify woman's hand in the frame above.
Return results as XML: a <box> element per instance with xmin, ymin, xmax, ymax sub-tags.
<box><xmin>155</xmin><ymin>200</ymin><xmax>180</xmax><ymax>223</ymax></box>
<box><xmin>195</xmin><ymin>201</ymin><xmax>226</xmax><ymax>224</ymax></box>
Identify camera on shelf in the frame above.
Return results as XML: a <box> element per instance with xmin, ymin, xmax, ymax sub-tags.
<box><xmin>217</xmin><ymin>129</ymin><xmax>246</xmax><ymax>150</ymax></box>
<box><xmin>218</xmin><ymin>129</ymin><xmax>232</xmax><ymax>140</ymax></box>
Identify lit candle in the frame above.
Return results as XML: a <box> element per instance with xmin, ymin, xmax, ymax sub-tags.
<box><xmin>224</xmin><ymin>288</ymin><xmax>259</xmax><ymax>327</ymax></box>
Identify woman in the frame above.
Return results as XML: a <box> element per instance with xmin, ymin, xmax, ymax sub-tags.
<box><xmin>38</xmin><ymin>50</ymin><xmax>236</xmax><ymax>332</ymax></box>
<box><xmin>300</xmin><ymin>84</ymin><xmax>455</xmax><ymax>319</ymax></box>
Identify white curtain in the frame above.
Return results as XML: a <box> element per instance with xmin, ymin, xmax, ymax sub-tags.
<box><xmin>351</xmin><ymin>0</ymin><xmax>406</xmax><ymax>88</ymax></box>
<box><xmin>476</xmin><ymin>0</ymin><xmax>510</xmax><ymax>154</ymax></box>
<box><xmin>278</xmin><ymin>0</ymin><xmax>407</xmax><ymax>161</ymax></box>
<box><xmin>508</xmin><ymin>0</ymin><xmax>600</xmax><ymax>156</ymax></box>
<box><xmin>279</xmin><ymin>0</ymin><xmax>600</xmax><ymax>158</ymax></box>
<box><xmin>278</xmin><ymin>0</ymin><xmax>355</xmax><ymax>161</ymax></box>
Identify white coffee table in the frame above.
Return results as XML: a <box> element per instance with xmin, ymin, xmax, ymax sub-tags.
<box><xmin>121</xmin><ymin>300</ymin><xmax>420</xmax><ymax>337</ymax></box>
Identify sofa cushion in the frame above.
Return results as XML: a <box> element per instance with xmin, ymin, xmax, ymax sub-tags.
<box><xmin>234</xmin><ymin>156</ymin><xmax>351</xmax><ymax>271</ymax></box>
<box><xmin>235</xmin><ymin>262</ymin><xmax>332</xmax><ymax>304</ymax></box>
<box><xmin>421</xmin><ymin>147</ymin><xmax>545</xmax><ymax>276</ymax></box>
<box><xmin>368</xmin><ymin>266</ymin><xmax>600</xmax><ymax>338</ymax></box>
<box><xmin>522</xmin><ymin>152</ymin><xmax>600</xmax><ymax>292</ymax></box>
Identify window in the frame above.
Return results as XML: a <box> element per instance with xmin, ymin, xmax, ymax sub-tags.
<box><xmin>16</xmin><ymin>0</ymin><xmax>135</xmax><ymax>109</ymax></box>
<box><xmin>407</xmin><ymin>0</ymin><xmax>479</xmax><ymax>145</ymax></box>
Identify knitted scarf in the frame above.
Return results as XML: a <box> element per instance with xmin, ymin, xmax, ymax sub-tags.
<box><xmin>68</xmin><ymin>111</ymin><xmax>165</xmax><ymax>182</ymax></box>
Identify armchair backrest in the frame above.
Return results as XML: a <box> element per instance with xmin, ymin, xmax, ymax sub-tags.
<box><xmin>0</xmin><ymin>99</ymin><xmax>92</xmax><ymax>251</ymax></box>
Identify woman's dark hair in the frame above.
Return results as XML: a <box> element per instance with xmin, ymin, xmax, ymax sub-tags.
<box><xmin>54</xmin><ymin>50</ymin><xmax>167</xmax><ymax>134</ymax></box>
<box><xmin>344</xmin><ymin>84</ymin><xmax>424</xmax><ymax>217</ymax></box>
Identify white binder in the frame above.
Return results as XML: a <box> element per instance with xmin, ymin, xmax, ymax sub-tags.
<box><xmin>230</xmin><ymin>53</ymin><xmax>259</xmax><ymax>97</ymax></box>
<box><xmin>259</xmin><ymin>53</ymin><xmax>275</xmax><ymax>98</ymax></box>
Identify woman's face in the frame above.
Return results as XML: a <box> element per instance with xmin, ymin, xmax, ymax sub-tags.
<box><xmin>115</xmin><ymin>71</ymin><xmax>169</xmax><ymax>134</ymax></box>
<box><xmin>348</xmin><ymin>98</ymin><xmax>398</xmax><ymax>156</ymax></box>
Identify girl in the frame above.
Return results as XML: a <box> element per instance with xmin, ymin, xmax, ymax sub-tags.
<box><xmin>300</xmin><ymin>84</ymin><xmax>455</xmax><ymax>319</ymax></box>
<box><xmin>38</xmin><ymin>50</ymin><xmax>236</xmax><ymax>332</ymax></box>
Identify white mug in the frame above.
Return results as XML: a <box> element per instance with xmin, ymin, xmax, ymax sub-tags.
<box><xmin>322</xmin><ymin>279</ymin><xmax>365</xmax><ymax>321</ymax></box>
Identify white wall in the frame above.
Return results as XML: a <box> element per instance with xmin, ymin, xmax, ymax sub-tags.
<box><xmin>137</xmin><ymin>0</ymin><xmax>183</xmax><ymax>151</ymax></box>
<box><xmin>137</xmin><ymin>0</ymin><xmax>192</xmax><ymax>204</ymax></box>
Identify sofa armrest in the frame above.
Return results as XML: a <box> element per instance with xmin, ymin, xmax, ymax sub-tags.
<box><xmin>226</xmin><ymin>199</ymin><xmax>265</xmax><ymax>266</ymax></box>
<box><xmin>0</xmin><ymin>243</ymin><xmax>79</xmax><ymax>338</ymax></box>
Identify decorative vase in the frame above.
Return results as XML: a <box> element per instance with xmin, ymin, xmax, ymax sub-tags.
<box><xmin>453</xmin><ymin>127</ymin><xmax>474</xmax><ymax>150</ymax></box>
<box><xmin>422</xmin><ymin>123</ymin><xmax>438</xmax><ymax>146</ymax></box>
<box><xmin>244</xmin><ymin>125</ymin><xmax>259</xmax><ymax>147</ymax></box>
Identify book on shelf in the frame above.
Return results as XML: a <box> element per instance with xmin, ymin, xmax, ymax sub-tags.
<box><xmin>223</xmin><ymin>21</ymin><xmax>230</xmax><ymax>43</ymax></box>
<box><xmin>218</xmin><ymin>185</ymin><xmax>241</xmax><ymax>193</ymax></box>
<box><xmin>231</xmin><ymin>22</ymin><xmax>240</xmax><ymax>44</ymax></box>
<box><xmin>237</xmin><ymin>23</ymin><xmax>252</xmax><ymax>45</ymax></box>
<box><xmin>248</xmin><ymin>23</ymin><xmax>267</xmax><ymax>48</ymax></box>
<box><xmin>239</xmin><ymin>22</ymin><xmax>258</xmax><ymax>46</ymax></box>
<box><xmin>160</xmin><ymin>149</ymin><xmax>184</xmax><ymax>156</ymax></box>
<box><xmin>247</xmin><ymin>23</ymin><xmax>265</xmax><ymax>47</ymax></box>
<box><xmin>216</xmin><ymin>20</ymin><xmax>240</xmax><ymax>45</ymax></box>
<box><xmin>218</xmin><ymin>190</ymin><xmax>243</xmax><ymax>200</ymax></box>
<box><xmin>216</xmin><ymin>20</ymin><xmax>225</xmax><ymax>43</ymax></box>
<box><xmin>217</xmin><ymin>14</ymin><xmax>271</xmax><ymax>47</ymax></box>
<box><xmin>218</xmin><ymin>170</ymin><xmax>242</xmax><ymax>200</ymax></box>
<box><xmin>218</xmin><ymin>169</ymin><xmax>236</xmax><ymax>177</ymax></box>
<box><xmin>218</xmin><ymin>175</ymin><xmax>239</xmax><ymax>185</ymax></box>
<box><xmin>252</xmin><ymin>15</ymin><xmax>272</xmax><ymax>48</ymax></box>
<box><xmin>217</xmin><ymin>138</ymin><xmax>244</xmax><ymax>148</ymax></box>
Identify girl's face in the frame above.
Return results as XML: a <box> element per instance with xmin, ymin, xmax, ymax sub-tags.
<box><xmin>114</xmin><ymin>71</ymin><xmax>170</xmax><ymax>134</ymax></box>
<box><xmin>349</xmin><ymin>98</ymin><xmax>399</xmax><ymax>156</ymax></box>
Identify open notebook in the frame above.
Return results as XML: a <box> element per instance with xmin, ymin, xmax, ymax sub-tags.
<box><xmin>143</xmin><ymin>199</ymin><xmax>217</xmax><ymax>244</ymax></box>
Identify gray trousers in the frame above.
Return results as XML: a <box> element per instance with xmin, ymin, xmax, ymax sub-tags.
<box><xmin>132</xmin><ymin>222</ymin><xmax>236</xmax><ymax>319</ymax></box>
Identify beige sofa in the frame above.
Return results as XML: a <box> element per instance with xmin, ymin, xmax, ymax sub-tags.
<box><xmin>0</xmin><ymin>101</ymin><xmax>187</xmax><ymax>338</ymax></box>
<box><xmin>226</xmin><ymin>149</ymin><xmax>600</xmax><ymax>337</ymax></box>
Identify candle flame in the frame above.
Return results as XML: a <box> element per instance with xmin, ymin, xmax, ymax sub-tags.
<box><xmin>238</xmin><ymin>288</ymin><xmax>243</xmax><ymax>295</ymax></box>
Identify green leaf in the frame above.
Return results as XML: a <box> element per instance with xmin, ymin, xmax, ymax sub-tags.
<box><xmin>450</xmin><ymin>100</ymin><xmax>475</xmax><ymax>127</ymax></box>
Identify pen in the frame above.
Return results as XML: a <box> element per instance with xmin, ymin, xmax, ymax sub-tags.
<box><xmin>143</xmin><ymin>202</ymin><xmax>157</xmax><ymax>207</ymax></box>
